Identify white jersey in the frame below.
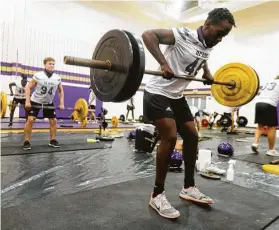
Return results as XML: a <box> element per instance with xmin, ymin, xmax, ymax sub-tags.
<box><xmin>145</xmin><ymin>27</ymin><xmax>212</xmax><ymax>99</ymax></box>
<box><xmin>257</xmin><ymin>79</ymin><xmax>279</xmax><ymax>107</ymax></box>
<box><xmin>31</xmin><ymin>71</ymin><xmax>61</xmax><ymax>104</ymax></box>
<box><xmin>88</xmin><ymin>90</ymin><xmax>96</xmax><ymax>106</ymax></box>
<box><xmin>14</xmin><ymin>80</ymin><xmax>25</xmax><ymax>99</ymax></box>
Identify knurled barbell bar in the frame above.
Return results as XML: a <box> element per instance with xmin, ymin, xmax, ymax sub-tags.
<box><xmin>63</xmin><ymin>29</ymin><xmax>260</xmax><ymax>107</ymax></box>
<box><xmin>64</xmin><ymin>56</ymin><xmax>235</xmax><ymax>87</ymax></box>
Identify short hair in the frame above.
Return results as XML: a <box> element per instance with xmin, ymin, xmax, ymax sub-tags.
<box><xmin>43</xmin><ymin>57</ymin><xmax>55</xmax><ymax>65</ymax></box>
<box><xmin>206</xmin><ymin>8</ymin><xmax>236</xmax><ymax>27</ymax></box>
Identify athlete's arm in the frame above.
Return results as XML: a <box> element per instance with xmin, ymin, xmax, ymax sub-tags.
<box><xmin>25</xmin><ymin>79</ymin><xmax>37</xmax><ymax>103</ymax></box>
<box><xmin>203</xmin><ymin>62</ymin><xmax>210</xmax><ymax>74</ymax></box>
<box><xmin>58</xmin><ymin>83</ymin><xmax>64</xmax><ymax>109</ymax></box>
<box><xmin>202</xmin><ymin>62</ymin><xmax>214</xmax><ymax>84</ymax></box>
<box><xmin>142</xmin><ymin>29</ymin><xmax>175</xmax><ymax>66</ymax></box>
<box><xmin>9</xmin><ymin>82</ymin><xmax>16</xmax><ymax>95</ymax></box>
<box><xmin>142</xmin><ymin>29</ymin><xmax>175</xmax><ymax>79</ymax></box>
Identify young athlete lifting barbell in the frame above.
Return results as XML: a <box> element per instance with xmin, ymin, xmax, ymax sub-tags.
<box><xmin>62</xmin><ymin>9</ymin><xmax>261</xmax><ymax>220</ymax></box>
<box><xmin>23</xmin><ymin>57</ymin><xmax>64</xmax><ymax>150</ymax></box>
<box><xmin>142</xmin><ymin>8</ymin><xmax>236</xmax><ymax>219</ymax></box>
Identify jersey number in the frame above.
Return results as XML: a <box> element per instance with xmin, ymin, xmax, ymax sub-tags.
<box><xmin>41</xmin><ymin>86</ymin><xmax>53</xmax><ymax>95</ymax></box>
<box><xmin>262</xmin><ymin>82</ymin><xmax>276</xmax><ymax>91</ymax></box>
<box><xmin>185</xmin><ymin>58</ymin><xmax>206</xmax><ymax>76</ymax></box>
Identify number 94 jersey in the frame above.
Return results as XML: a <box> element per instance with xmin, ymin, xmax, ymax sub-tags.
<box><xmin>145</xmin><ymin>27</ymin><xmax>212</xmax><ymax>99</ymax></box>
<box><xmin>31</xmin><ymin>71</ymin><xmax>61</xmax><ymax>104</ymax></box>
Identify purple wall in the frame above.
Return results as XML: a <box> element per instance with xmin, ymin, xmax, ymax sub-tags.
<box><xmin>19</xmin><ymin>85</ymin><xmax>103</xmax><ymax>119</ymax></box>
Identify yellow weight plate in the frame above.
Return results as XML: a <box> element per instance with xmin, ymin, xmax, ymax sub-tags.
<box><xmin>74</xmin><ymin>98</ymin><xmax>88</xmax><ymax>122</ymax></box>
<box><xmin>81</xmin><ymin>117</ymin><xmax>88</xmax><ymax>128</ymax></box>
<box><xmin>262</xmin><ymin>164</ymin><xmax>279</xmax><ymax>175</ymax></box>
<box><xmin>247</xmin><ymin>67</ymin><xmax>260</xmax><ymax>104</ymax></box>
<box><xmin>211</xmin><ymin>63</ymin><xmax>260</xmax><ymax>107</ymax></box>
<box><xmin>71</xmin><ymin>111</ymin><xmax>78</xmax><ymax>121</ymax></box>
<box><xmin>111</xmin><ymin>116</ymin><xmax>119</xmax><ymax>128</ymax></box>
<box><xmin>1</xmin><ymin>91</ymin><xmax>8</xmax><ymax>118</ymax></box>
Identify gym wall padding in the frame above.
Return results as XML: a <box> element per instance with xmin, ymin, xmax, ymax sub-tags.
<box><xmin>0</xmin><ymin>61</ymin><xmax>103</xmax><ymax>119</ymax></box>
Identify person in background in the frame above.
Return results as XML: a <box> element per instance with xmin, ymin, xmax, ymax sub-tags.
<box><xmin>126</xmin><ymin>96</ymin><xmax>135</xmax><ymax>122</ymax></box>
<box><xmin>230</xmin><ymin>106</ymin><xmax>240</xmax><ymax>132</ymax></box>
<box><xmin>23</xmin><ymin>57</ymin><xmax>64</xmax><ymax>150</ymax></box>
<box><xmin>8</xmin><ymin>74</ymin><xmax>28</xmax><ymax>127</ymax></box>
<box><xmin>194</xmin><ymin>109</ymin><xmax>210</xmax><ymax>137</ymax></box>
<box><xmin>220</xmin><ymin>106</ymin><xmax>235</xmax><ymax>132</ymax></box>
<box><xmin>251</xmin><ymin>76</ymin><xmax>279</xmax><ymax>156</ymax></box>
<box><xmin>88</xmin><ymin>86</ymin><xmax>96</xmax><ymax>122</ymax></box>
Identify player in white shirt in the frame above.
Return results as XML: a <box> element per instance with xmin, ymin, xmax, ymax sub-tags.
<box><xmin>23</xmin><ymin>57</ymin><xmax>64</xmax><ymax>150</ymax></box>
<box><xmin>251</xmin><ymin>76</ymin><xmax>279</xmax><ymax>156</ymax></box>
<box><xmin>8</xmin><ymin>74</ymin><xmax>28</xmax><ymax>127</ymax></box>
<box><xmin>88</xmin><ymin>86</ymin><xmax>97</xmax><ymax>122</ymax></box>
<box><xmin>142</xmin><ymin>8</ymin><xmax>236</xmax><ymax>219</ymax></box>
<box><xmin>126</xmin><ymin>97</ymin><xmax>135</xmax><ymax>121</ymax></box>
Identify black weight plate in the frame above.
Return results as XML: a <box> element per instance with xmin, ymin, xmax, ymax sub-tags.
<box><xmin>112</xmin><ymin>30</ymin><xmax>145</xmax><ymax>102</ymax></box>
<box><xmin>91</xmin><ymin>30</ymin><xmax>133</xmax><ymax>102</ymax></box>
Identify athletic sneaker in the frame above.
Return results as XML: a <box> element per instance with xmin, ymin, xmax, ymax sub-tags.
<box><xmin>49</xmin><ymin>139</ymin><xmax>60</xmax><ymax>148</ymax></box>
<box><xmin>149</xmin><ymin>192</ymin><xmax>180</xmax><ymax>219</ymax></box>
<box><xmin>179</xmin><ymin>186</ymin><xmax>214</xmax><ymax>204</ymax></box>
<box><xmin>251</xmin><ymin>143</ymin><xmax>259</xmax><ymax>153</ymax></box>
<box><xmin>205</xmin><ymin>164</ymin><xmax>226</xmax><ymax>175</ymax></box>
<box><xmin>22</xmin><ymin>140</ymin><xmax>31</xmax><ymax>150</ymax></box>
<box><xmin>266</xmin><ymin>149</ymin><xmax>279</xmax><ymax>157</ymax></box>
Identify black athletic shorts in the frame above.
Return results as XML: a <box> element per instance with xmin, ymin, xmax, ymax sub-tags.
<box><xmin>12</xmin><ymin>97</ymin><xmax>25</xmax><ymax>105</ymax></box>
<box><xmin>143</xmin><ymin>90</ymin><xmax>194</xmax><ymax>124</ymax></box>
<box><xmin>27</xmin><ymin>101</ymin><xmax>56</xmax><ymax>119</ymax></box>
<box><xmin>255</xmin><ymin>102</ymin><xmax>278</xmax><ymax>127</ymax></box>
<box><xmin>127</xmin><ymin>105</ymin><xmax>135</xmax><ymax>111</ymax></box>
<box><xmin>88</xmin><ymin>105</ymin><xmax>96</xmax><ymax>110</ymax></box>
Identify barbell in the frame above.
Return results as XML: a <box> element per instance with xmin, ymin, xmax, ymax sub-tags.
<box><xmin>63</xmin><ymin>29</ymin><xmax>260</xmax><ymax>107</ymax></box>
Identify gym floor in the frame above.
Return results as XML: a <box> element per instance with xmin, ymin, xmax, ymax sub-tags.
<box><xmin>1</xmin><ymin>128</ymin><xmax>279</xmax><ymax>230</ymax></box>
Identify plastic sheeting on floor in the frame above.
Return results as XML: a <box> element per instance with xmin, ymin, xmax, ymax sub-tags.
<box><xmin>1</xmin><ymin>131</ymin><xmax>279</xmax><ymax>209</ymax></box>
